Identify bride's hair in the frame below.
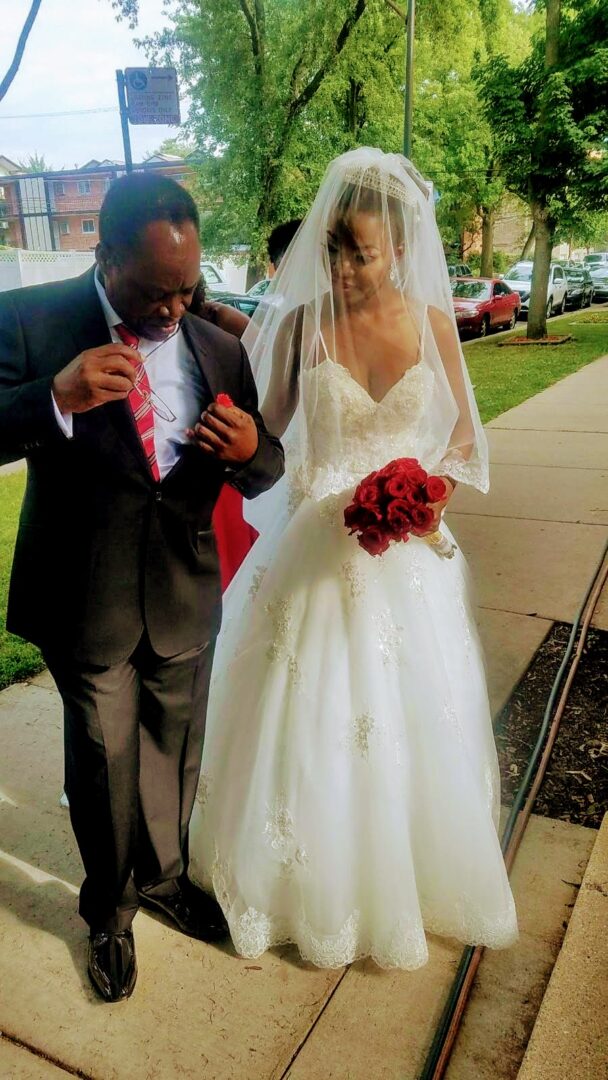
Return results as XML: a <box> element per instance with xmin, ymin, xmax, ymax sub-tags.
<box><xmin>332</xmin><ymin>182</ymin><xmax>407</xmax><ymax>249</ymax></box>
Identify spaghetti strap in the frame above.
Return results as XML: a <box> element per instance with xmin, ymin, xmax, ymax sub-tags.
<box><xmin>318</xmin><ymin>328</ymin><xmax>331</xmax><ymax>362</ymax></box>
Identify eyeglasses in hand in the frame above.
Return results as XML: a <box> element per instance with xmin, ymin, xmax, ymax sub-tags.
<box><xmin>127</xmin><ymin>327</ymin><xmax>179</xmax><ymax>424</ymax></box>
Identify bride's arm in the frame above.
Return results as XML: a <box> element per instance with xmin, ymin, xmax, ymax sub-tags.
<box><xmin>428</xmin><ymin>305</ymin><xmax>475</xmax><ymax>468</ymax></box>
<box><xmin>260</xmin><ymin>307</ymin><xmax>302</xmax><ymax>437</ymax></box>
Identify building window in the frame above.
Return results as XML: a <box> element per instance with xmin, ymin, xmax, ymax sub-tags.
<box><xmin>82</xmin><ymin>219</ymin><xmax>96</xmax><ymax>234</ymax></box>
<box><xmin>59</xmin><ymin>221</ymin><xmax>70</xmax><ymax>235</ymax></box>
<box><xmin>78</xmin><ymin>181</ymin><xmax>92</xmax><ymax>195</ymax></box>
<box><xmin>54</xmin><ymin>182</ymin><xmax>65</xmax><ymax>196</ymax></box>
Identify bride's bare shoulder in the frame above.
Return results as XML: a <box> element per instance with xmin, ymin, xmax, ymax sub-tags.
<box><xmin>428</xmin><ymin>304</ymin><xmax>458</xmax><ymax>346</ymax></box>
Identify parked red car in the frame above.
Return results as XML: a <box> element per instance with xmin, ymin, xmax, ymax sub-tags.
<box><xmin>451</xmin><ymin>277</ymin><xmax>520</xmax><ymax>337</ymax></box>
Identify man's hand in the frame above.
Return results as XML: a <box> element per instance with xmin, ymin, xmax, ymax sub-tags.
<box><xmin>52</xmin><ymin>345</ymin><xmax>137</xmax><ymax>414</ymax></box>
<box><xmin>187</xmin><ymin>401</ymin><xmax>259</xmax><ymax>465</ymax></box>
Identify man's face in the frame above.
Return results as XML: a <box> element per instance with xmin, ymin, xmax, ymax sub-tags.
<box><xmin>98</xmin><ymin>219</ymin><xmax>201</xmax><ymax>341</ymax></box>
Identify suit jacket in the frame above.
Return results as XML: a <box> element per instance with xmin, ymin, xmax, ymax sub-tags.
<box><xmin>0</xmin><ymin>268</ymin><xmax>284</xmax><ymax>664</ymax></box>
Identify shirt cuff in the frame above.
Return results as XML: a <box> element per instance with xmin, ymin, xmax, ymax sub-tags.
<box><xmin>51</xmin><ymin>392</ymin><xmax>74</xmax><ymax>438</ymax></box>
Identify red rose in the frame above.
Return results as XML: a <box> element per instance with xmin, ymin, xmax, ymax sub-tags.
<box><xmin>425</xmin><ymin>475</ymin><xmax>448</xmax><ymax>503</ymax></box>
<box><xmin>410</xmin><ymin>504</ymin><xmax>435</xmax><ymax>531</ymax></box>
<box><xmin>380</xmin><ymin>457</ymin><xmax>418</xmax><ymax>476</ymax></box>
<box><xmin>216</xmin><ymin>393</ymin><xmax>234</xmax><ymax>408</ymax></box>
<box><xmin>355</xmin><ymin>477</ymin><xmax>383</xmax><ymax>510</ymax></box>
<box><xmin>344</xmin><ymin>503</ymin><xmax>380</xmax><ymax>533</ymax></box>
<box><xmin>403</xmin><ymin>484</ymin><xmax>425</xmax><ymax>506</ymax></box>
<box><xmin>385</xmin><ymin>474</ymin><xmax>412</xmax><ymax>499</ymax></box>
<box><xmin>403</xmin><ymin>465</ymin><xmax>428</xmax><ymax>487</ymax></box>
<box><xmin>386</xmin><ymin>498</ymin><xmax>414</xmax><ymax>534</ymax></box>
<box><xmin>358</xmin><ymin>525</ymin><xmax>391</xmax><ymax>556</ymax></box>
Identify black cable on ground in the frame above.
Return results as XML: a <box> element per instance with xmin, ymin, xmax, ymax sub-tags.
<box><xmin>418</xmin><ymin>537</ymin><xmax>608</xmax><ymax>1080</ymax></box>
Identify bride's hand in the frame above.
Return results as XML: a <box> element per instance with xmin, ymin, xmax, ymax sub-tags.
<box><xmin>412</xmin><ymin>476</ymin><xmax>456</xmax><ymax>537</ymax></box>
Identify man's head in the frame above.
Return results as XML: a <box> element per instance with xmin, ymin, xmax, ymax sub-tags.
<box><xmin>97</xmin><ymin>173</ymin><xmax>201</xmax><ymax>341</ymax></box>
<box><xmin>267</xmin><ymin>219</ymin><xmax>302</xmax><ymax>276</ymax></box>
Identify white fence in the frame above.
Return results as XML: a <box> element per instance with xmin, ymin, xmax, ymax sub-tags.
<box><xmin>0</xmin><ymin>249</ymin><xmax>95</xmax><ymax>292</ymax></box>
<box><xmin>0</xmin><ymin>248</ymin><xmax>249</xmax><ymax>294</ymax></box>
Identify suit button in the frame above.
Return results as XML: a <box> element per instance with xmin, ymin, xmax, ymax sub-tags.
<box><xmin>154</xmin><ymin>490</ymin><xmax>162</xmax><ymax>502</ymax></box>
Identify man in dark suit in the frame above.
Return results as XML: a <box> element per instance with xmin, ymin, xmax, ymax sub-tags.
<box><xmin>0</xmin><ymin>173</ymin><xmax>284</xmax><ymax>1002</ymax></box>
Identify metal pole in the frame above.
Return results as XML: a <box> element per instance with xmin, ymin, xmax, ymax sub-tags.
<box><xmin>403</xmin><ymin>0</ymin><xmax>415</xmax><ymax>158</ymax></box>
<box><xmin>116</xmin><ymin>69</ymin><xmax>133</xmax><ymax>173</ymax></box>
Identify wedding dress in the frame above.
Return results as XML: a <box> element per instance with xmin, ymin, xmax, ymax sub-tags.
<box><xmin>189</xmin><ymin>328</ymin><xmax>518</xmax><ymax>969</ymax></box>
<box><xmin>189</xmin><ymin>148</ymin><xmax>518</xmax><ymax>968</ymax></box>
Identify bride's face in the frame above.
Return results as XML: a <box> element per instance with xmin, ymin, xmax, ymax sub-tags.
<box><xmin>327</xmin><ymin>209</ymin><xmax>400</xmax><ymax>307</ymax></box>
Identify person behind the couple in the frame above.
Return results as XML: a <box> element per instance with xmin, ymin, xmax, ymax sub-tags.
<box><xmin>0</xmin><ymin>173</ymin><xmax>284</xmax><ymax>1002</ymax></box>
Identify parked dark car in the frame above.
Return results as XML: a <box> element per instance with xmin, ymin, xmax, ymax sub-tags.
<box><xmin>447</xmin><ymin>262</ymin><xmax>473</xmax><ymax>278</ymax></box>
<box><xmin>588</xmin><ymin>263</ymin><xmax>608</xmax><ymax>301</ymax></box>
<box><xmin>451</xmin><ymin>277</ymin><xmax>520</xmax><ymax>337</ymax></box>
<box><xmin>210</xmin><ymin>291</ymin><xmax>261</xmax><ymax>318</ymax></box>
<box><xmin>248</xmin><ymin>278</ymin><xmax>271</xmax><ymax>297</ymax></box>
<box><xmin>564</xmin><ymin>266</ymin><xmax>594</xmax><ymax>309</ymax></box>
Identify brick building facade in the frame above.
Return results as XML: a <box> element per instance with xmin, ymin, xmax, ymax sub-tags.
<box><xmin>0</xmin><ymin>156</ymin><xmax>191</xmax><ymax>253</ymax></box>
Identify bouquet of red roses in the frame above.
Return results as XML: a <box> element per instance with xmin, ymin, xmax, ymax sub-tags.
<box><xmin>344</xmin><ymin>458</ymin><xmax>454</xmax><ymax>557</ymax></box>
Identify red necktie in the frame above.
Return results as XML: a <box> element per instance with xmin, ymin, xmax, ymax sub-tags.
<box><xmin>115</xmin><ymin>323</ymin><xmax>160</xmax><ymax>483</ymax></box>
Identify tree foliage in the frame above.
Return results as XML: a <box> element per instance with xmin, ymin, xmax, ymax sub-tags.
<box><xmin>477</xmin><ymin>0</ymin><xmax>608</xmax><ymax>333</ymax></box>
<box><xmin>117</xmin><ymin>0</ymin><xmax>605</xmax><ymax>284</ymax></box>
<box><xmin>16</xmin><ymin>153</ymin><xmax>53</xmax><ymax>173</ymax></box>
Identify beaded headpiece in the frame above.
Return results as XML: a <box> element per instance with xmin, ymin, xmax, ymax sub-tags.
<box><xmin>340</xmin><ymin>164</ymin><xmax>421</xmax><ymax>206</ymax></box>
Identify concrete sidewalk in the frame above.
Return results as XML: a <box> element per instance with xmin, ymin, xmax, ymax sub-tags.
<box><xmin>1</xmin><ymin>357</ymin><xmax>607</xmax><ymax>1079</ymax></box>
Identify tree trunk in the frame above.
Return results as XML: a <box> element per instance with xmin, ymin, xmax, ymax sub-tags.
<box><xmin>526</xmin><ymin>0</ymin><xmax>560</xmax><ymax>339</ymax></box>
<box><xmin>520</xmin><ymin>223</ymin><xmax>535</xmax><ymax>260</ymax></box>
<box><xmin>526</xmin><ymin>205</ymin><xmax>554</xmax><ymax>339</ymax></box>
<box><xmin>480</xmin><ymin>208</ymin><xmax>494</xmax><ymax>277</ymax></box>
<box><xmin>346</xmin><ymin>78</ymin><xmax>364</xmax><ymax>138</ymax></box>
<box><xmin>246</xmin><ymin>257</ymin><xmax>267</xmax><ymax>290</ymax></box>
<box><xmin>545</xmin><ymin>0</ymin><xmax>560</xmax><ymax>68</ymax></box>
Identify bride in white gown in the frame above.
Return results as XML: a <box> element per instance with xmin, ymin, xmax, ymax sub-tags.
<box><xmin>189</xmin><ymin>147</ymin><xmax>518</xmax><ymax>969</ymax></box>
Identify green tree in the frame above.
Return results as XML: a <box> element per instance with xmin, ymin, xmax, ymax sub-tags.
<box><xmin>115</xmin><ymin>0</ymin><xmax>536</xmax><ymax>280</ymax></box>
<box><xmin>127</xmin><ymin>0</ymin><xmax>380</xmax><ymax>278</ymax></box>
<box><xmin>16</xmin><ymin>153</ymin><xmax>53</xmax><ymax>173</ymax></box>
<box><xmin>477</xmin><ymin>0</ymin><xmax>608</xmax><ymax>337</ymax></box>
<box><xmin>413</xmin><ymin>0</ymin><xmax>536</xmax><ymax>273</ymax></box>
<box><xmin>147</xmin><ymin>136</ymin><xmax>194</xmax><ymax>159</ymax></box>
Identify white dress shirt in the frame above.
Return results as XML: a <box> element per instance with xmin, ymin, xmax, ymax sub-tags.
<box><xmin>52</xmin><ymin>271</ymin><xmax>205</xmax><ymax>479</ymax></box>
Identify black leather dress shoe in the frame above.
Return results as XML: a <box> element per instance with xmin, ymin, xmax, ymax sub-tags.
<box><xmin>138</xmin><ymin>882</ymin><xmax>229</xmax><ymax>942</ymax></box>
<box><xmin>88</xmin><ymin>929</ymin><xmax>137</xmax><ymax>1003</ymax></box>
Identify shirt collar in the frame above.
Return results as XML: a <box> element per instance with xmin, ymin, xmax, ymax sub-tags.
<box><xmin>94</xmin><ymin>266</ymin><xmax>123</xmax><ymax>330</ymax></box>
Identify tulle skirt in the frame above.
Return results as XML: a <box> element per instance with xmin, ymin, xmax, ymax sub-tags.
<box><xmin>189</xmin><ymin>494</ymin><xmax>518</xmax><ymax>968</ymax></box>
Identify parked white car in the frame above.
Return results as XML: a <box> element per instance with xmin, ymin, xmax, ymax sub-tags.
<box><xmin>502</xmin><ymin>261</ymin><xmax>568</xmax><ymax>317</ymax></box>
<box><xmin>200</xmin><ymin>261</ymin><xmax>233</xmax><ymax>296</ymax></box>
<box><xmin>583</xmin><ymin>252</ymin><xmax>608</xmax><ymax>268</ymax></box>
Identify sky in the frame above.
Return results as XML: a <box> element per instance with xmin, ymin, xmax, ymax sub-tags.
<box><xmin>0</xmin><ymin>0</ymin><xmax>185</xmax><ymax>169</ymax></box>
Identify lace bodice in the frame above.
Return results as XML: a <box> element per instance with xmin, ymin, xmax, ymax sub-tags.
<box><xmin>288</xmin><ymin>358</ymin><xmax>435</xmax><ymax>503</ymax></box>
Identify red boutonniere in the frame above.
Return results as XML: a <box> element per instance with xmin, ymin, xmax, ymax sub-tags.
<box><xmin>215</xmin><ymin>393</ymin><xmax>235</xmax><ymax>408</ymax></box>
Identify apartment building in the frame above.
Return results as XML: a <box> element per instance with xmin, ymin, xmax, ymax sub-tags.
<box><xmin>0</xmin><ymin>155</ymin><xmax>192</xmax><ymax>252</ymax></box>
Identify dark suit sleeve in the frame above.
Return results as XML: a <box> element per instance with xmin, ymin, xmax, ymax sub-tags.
<box><xmin>227</xmin><ymin>341</ymin><xmax>285</xmax><ymax>498</ymax></box>
<box><xmin>0</xmin><ymin>294</ymin><xmax>66</xmax><ymax>466</ymax></box>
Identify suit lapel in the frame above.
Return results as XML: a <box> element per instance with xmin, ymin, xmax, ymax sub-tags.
<box><xmin>70</xmin><ymin>269</ymin><xmax>152</xmax><ymax>479</ymax></box>
<box><xmin>182</xmin><ymin>314</ymin><xmax>223</xmax><ymax>400</ymax></box>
